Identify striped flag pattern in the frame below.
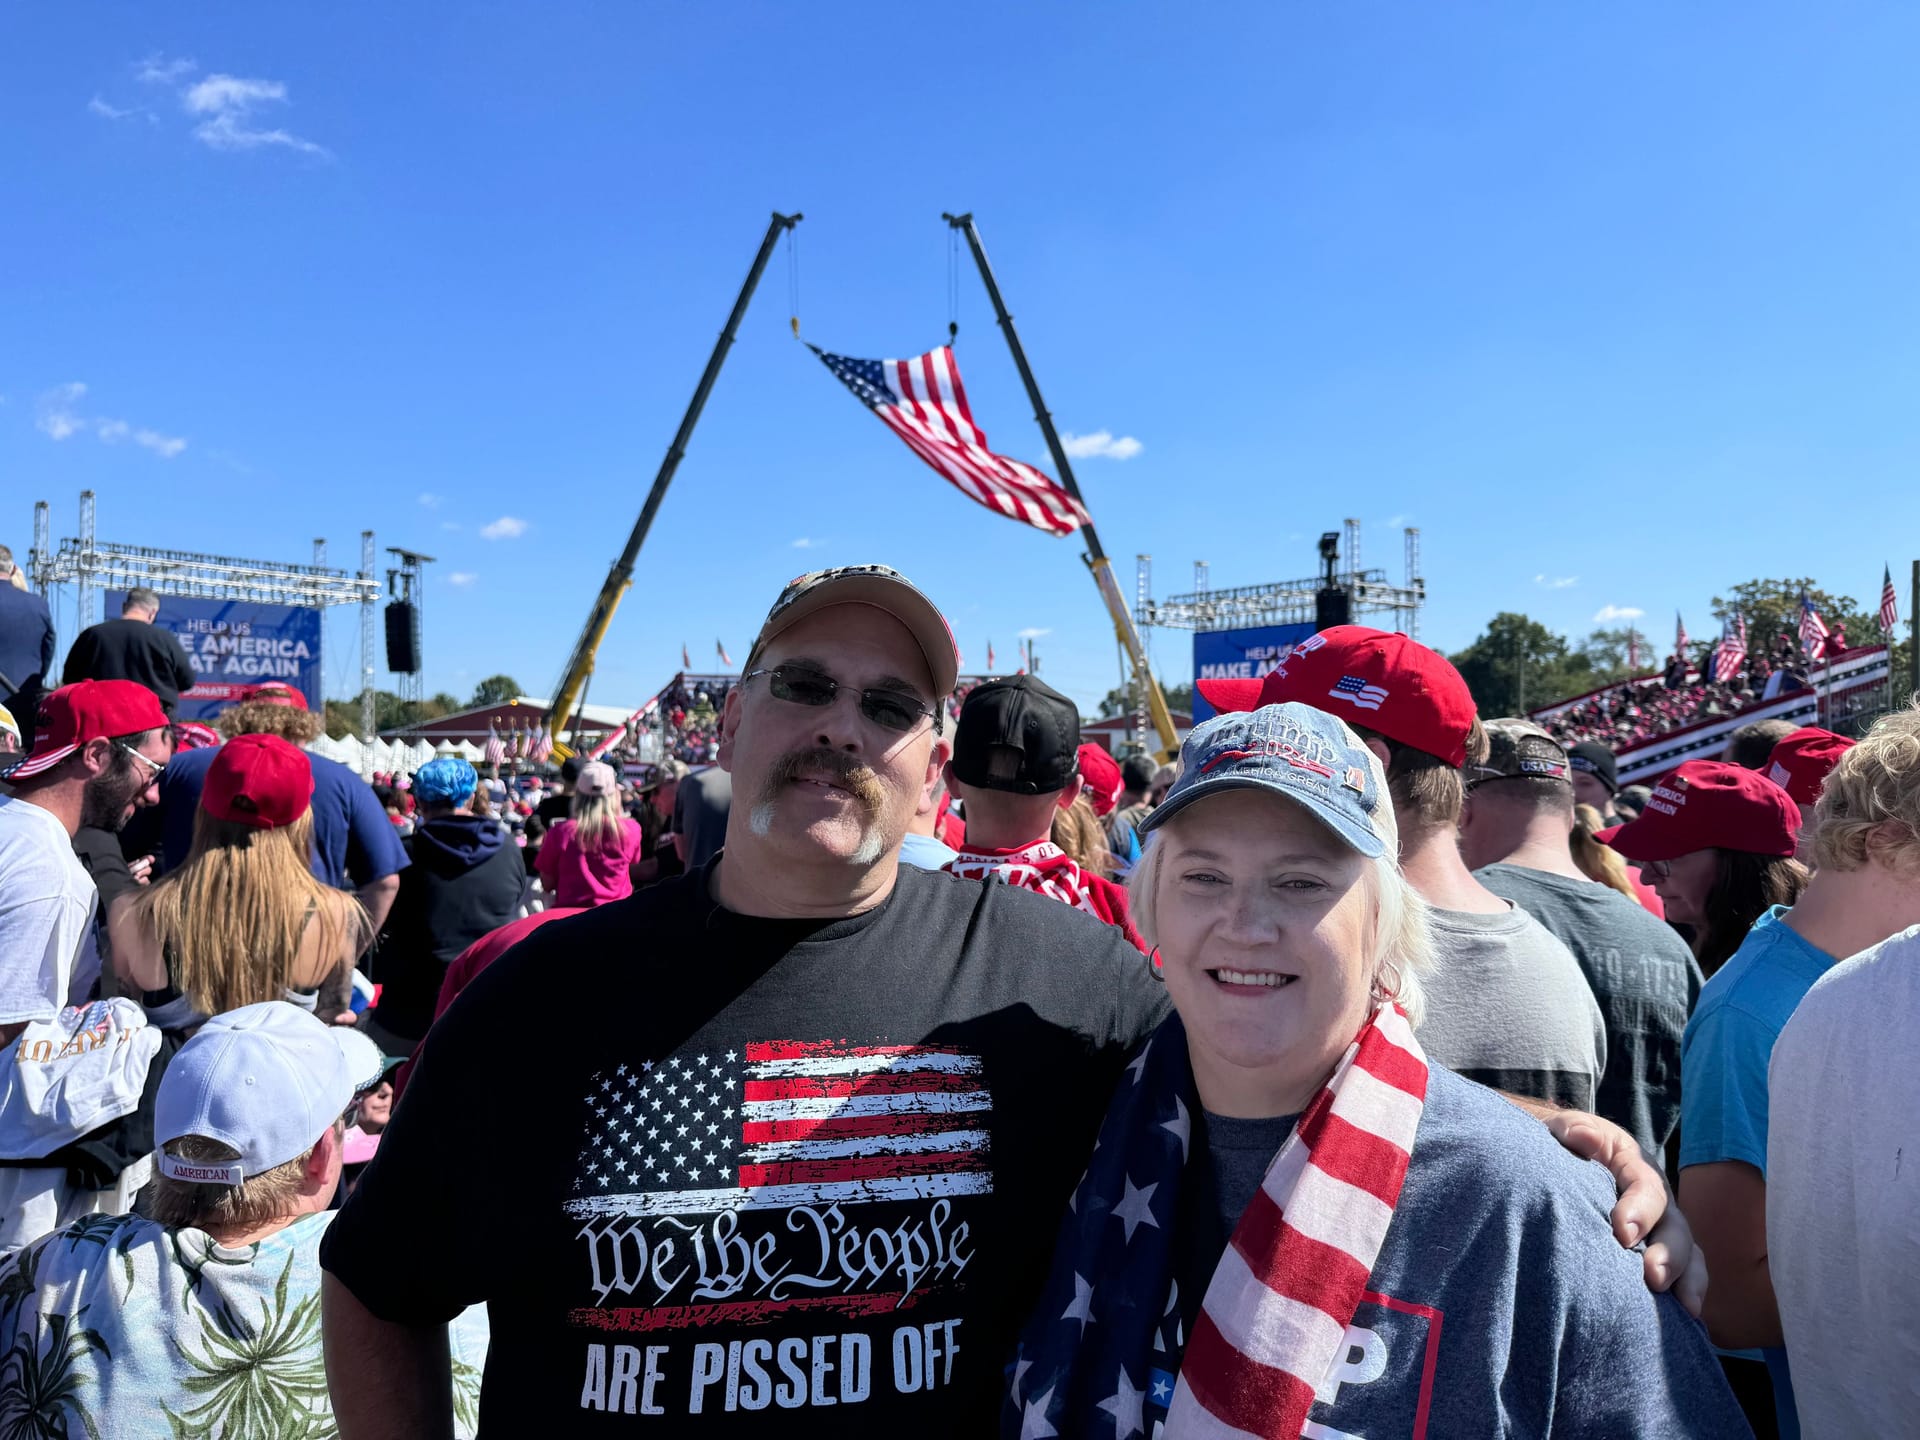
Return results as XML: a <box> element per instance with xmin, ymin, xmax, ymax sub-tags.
<box><xmin>1167</xmin><ymin>1005</ymin><xmax>1427</xmax><ymax>1438</ymax></box>
<box><xmin>484</xmin><ymin>721</ymin><xmax>506</xmax><ymax>769</ymax></box>
<box><xmin>1675</xmin><ymin>611</ymin><xmax>1690</xmax><ymax>659</ymax></box>
<box><xmin>1713</xmin><ymin>613</ymin><xmax>1748</xmax><ymax>684</ymax></box>
<box><xmin>529</xmin><ymin>723</ymin><xmax>553</xmax><ymax>765</ymax></box>
<box><xmin>1881</xmin><ymin>565</ymin><xmax>1900</xmax><ymax>635</ymax></box>
<box><xmin>1799</xmin><ymin>592</ymin><xmax>1830</xmax><ymax>660</ymax></box>
<box><xmin>813</xmin><ymin>345</ymin><xmax>1090</xmax><ymax>537</ymax></box>
<box><xmin>565</xmin><ymin>1042</ymin><xmax>991</xmax><ymax>1217</ymax></box>
<box><xmin>716</xmin><ymin>639</ymin><xmax>734</xmax><ymax>669</ymax></box>
<box><xmin>682</xmin><ymin>643</ymin><xmax>692</xmax><ymax>670</ymax></box>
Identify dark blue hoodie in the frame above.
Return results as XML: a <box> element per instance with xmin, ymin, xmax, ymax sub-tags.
<box><xmin>372</xmin><ymin>814</ymin><xmax>529</xmax><ymax>1041</ymax></box>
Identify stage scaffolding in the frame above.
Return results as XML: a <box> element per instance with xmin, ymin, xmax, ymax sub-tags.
<box><xmin>29</xmin><ymin>492</ymin><xmax>383</xmax><ymax>739</ymax></box>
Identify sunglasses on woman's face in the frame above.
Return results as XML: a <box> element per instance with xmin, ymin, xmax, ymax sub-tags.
<box><xmin>744</xmin><ymin>666</ymin><xmax>940</xmax><ymax>735</ymax></box>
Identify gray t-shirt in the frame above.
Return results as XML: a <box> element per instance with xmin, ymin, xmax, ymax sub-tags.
<box><xmin>1476</xmin><ymin>863</ymin><xmax>1702</xmax><ymax>1159</ymax></box>
<box><xmin>1162</xmin><ymin>1067</ymin><xmax>1747</xmax><ymax>1437</ymax></box>
<box><xmin>1767</xmin><ymin>926</ymin><xmax>1920</xmax><ymax>1440</ymax></box>
<box><xmin>1418</xmin><ymin>901</ymin><xmax>1607</xmax><ymax>1112</ymax></box>
<box><xmin>670</xmin><ymin>765</ymin><xmax>732</xmax><ymax>871</ymax></box>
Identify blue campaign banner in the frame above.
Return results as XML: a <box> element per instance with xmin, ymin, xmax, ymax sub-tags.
<box><xmin>108</xmin><ymin>592</ymin><xmax>323</xmax><ymax>723</ymax></box>
<box><xmin>1192</xmin><ymin>623</ymin><xmax>1317</xmax><ymax>722</ymax></box>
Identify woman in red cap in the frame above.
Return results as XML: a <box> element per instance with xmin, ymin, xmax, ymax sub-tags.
<box><xmin>1599</xmin><ymin>760</ymin><xmax>1807</xmax><ymax>977</ymax></box>
<box><xmin>112</xmin><ymin>734</ymin><xmax>371</xmax><ymax>1028</ymax></box>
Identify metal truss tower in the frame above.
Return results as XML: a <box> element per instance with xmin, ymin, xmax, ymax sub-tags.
<box><xmin>1139</xmin><ymin>521</ymin><xmax>1425</xmax><ymax>634</ymax></box>
<box><xmin>360</xmin><ymin>532</ymin><xmax>377</xmax><ymax>743</ymax></box>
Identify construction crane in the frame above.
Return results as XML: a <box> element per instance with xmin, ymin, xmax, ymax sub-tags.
<box><xmin>545</xmin><ymin>212</ymin><xmax>801</xmax><ymax>755</ymax></box>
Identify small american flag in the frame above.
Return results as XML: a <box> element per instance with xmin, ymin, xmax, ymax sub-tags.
<box><xmin>484</xmin><ymin>721</ymin><xmax>506</xmax><ymax>769</ymax></box>
<box><xmin>1881</xmin><ymin>565</ymin><xmax>1900</xmax><ymax>635</ymax></box>
<box><xmin>1675</xmin><ymin>610</ymin><xmax>1689</xmax><ymax>658</ymax></box>
<box><xmin>529</xmin><ymin>723</ymin><xmax>553</xmax><ymax>765</ymax></box>
<box><xmin>1713</xmin><ymin>613</ymin><xmax>1748</xmax><ymax>683</ymax></box>
<box><xmin>987</xmin><ymin>639</ymin><xmax>996</xmax><ymax>671</ymax></box>
<box><xmin>681</xmin><ymin>642</ymin><xmax>692</xmax><ymax>671</ymax></box>
<box><xmin>716</xmin><ymin>639</ymin><xmax>734</xmax><ymax>669</ymax></box>
<box><xmin>1800</xmin><ymin>591</ymin><xmax>1830</xmax><ymax>660</ymax></box>
<box><xmin>813</xmin><ymin>345</ymin><xmax>1090</xmax><ymax>537</ymax></box>
<box><xmin>566</xmin><ymin>1042</ymin><xmax>992</xmax><ymax>1214</ymax></box>
<box><xmin>1328</xmin><ymin>674</ymin><xmax>1390</xmax><ymax>710</ymax></box>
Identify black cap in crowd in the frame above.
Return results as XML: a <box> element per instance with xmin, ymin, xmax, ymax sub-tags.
<box><xmin>1470</xmin><ymin>721</ymin><xmax>1571</xmax><ymax>786</ymax></box>
<box><xmin>950</xmin><ymin>674</ymin><xmax>1081</xmax><ymax>796</ymax></box>
<box><xmin>1567</xmin><ymin>740</ymin><xmax>1618</xmax><ymax>794</ymax></box>
<box><xmin>560</xmin><ymin>754</ymin><xmax>586</xmax><ymax>784</ymax></box>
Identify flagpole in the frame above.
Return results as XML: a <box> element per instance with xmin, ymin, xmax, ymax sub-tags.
<box><xmin>944</xmin><ymin>211</ymin><xmax>1180</xmax><ymax>760</ymax></box>
<box><xmin>545</xmin><ymin>210</ymin><xmax>802</xmax><ymax>757</ymax></box>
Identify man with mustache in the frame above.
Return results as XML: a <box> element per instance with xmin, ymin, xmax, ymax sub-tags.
<box><xmin>321</xmin><ymin>567</ymin><xmax>1700</xmax><ymax>1438</ymax></box>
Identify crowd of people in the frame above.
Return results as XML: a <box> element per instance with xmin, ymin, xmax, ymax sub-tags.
<box><xmin>0</xmin><ymin>552</ymin><xmax>1912</xmax><ymax>1437</ymax></box>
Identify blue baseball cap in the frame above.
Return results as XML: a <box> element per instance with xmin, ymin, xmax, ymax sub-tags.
<box><xmin>155</xmin><ymin>1001</ymin><xmax>358</xmax><ymax>1186</ymax></box>
<box><xmin>1143</xmin><ymin>702</ymin><xmax>1393</xmax><ymax>859</ymax></box>
<box><xmin>413</xmin><ymin>755</ymin><xmax>479</xmax><ymax>805</ymax></box>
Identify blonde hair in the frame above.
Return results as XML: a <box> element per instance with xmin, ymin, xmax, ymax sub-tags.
<box><xmin>1351</xmin><ymin>717</ymin><xmax>1489</xmax><ymax>829</ymax></box>
<box><xmin>127</xmin><ymin>809</ymin><xmax>369</xmax><ymax>1017</ymax></box>
<box><xmin>216</xmin><ymin>700</ymin><xmax>323</xmax><ymax>747</ymax></box>
<box><xmin>1812</xmin><ymin>703</ymin><xmax>1920</xmax><ymax>875</ymax></box>
<box><xmin>1570</xmin><ymin>802</ymin><xmax>1638</xmax><ymax>899</ymax></box>
<box><xmin>1127</xmin><ymin>798</ymin><xmax>1436</xmax><ymax>1030</ymax></box>
<box><xmin>146</xmin><ymin>1120</ymin><xmax>342</xmax><ymax>1230</ymax></box>
<box><xmin>1051</xmin><ymin>795</ymin><xmax>1115</xmax><ymax>879</ymax></box>
<box><xmin>570</xmin><ymin>788</ymin><xmax>627</xmax><ymax>854</ymax></box>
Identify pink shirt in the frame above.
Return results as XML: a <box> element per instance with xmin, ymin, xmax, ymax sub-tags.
<box><xmin>536</xmin><ymin>816</ymin><xmax>644</xmax><ymax>908</ymax></box>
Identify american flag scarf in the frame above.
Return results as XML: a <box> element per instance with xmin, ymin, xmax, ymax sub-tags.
<box><xmin>1006</xmin><ymin>1004</ymin><xmax>1427</xmax><ymax>1439</ymax></box>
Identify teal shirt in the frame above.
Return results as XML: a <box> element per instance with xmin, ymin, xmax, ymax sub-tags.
<box><xmin>1680</xmin><ymin>903</ymin><xmax>1841</xmax><ymax>1440</ymax></box>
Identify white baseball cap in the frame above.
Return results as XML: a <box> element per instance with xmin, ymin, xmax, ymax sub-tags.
<box><xmin>155</xmin><ymin>1001</ymin><xmax>358</xmax><ymax>1186</ymax></box>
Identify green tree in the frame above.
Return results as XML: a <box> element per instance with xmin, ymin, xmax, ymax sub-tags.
<box><xmin>1098</xmin><ymin>681</ymin><xmax>1193</xmax><ymax>719</ymax></box>
<box><xmin>1450</xmin><ymin>612</ymin><xmax>1597</xmax><ymax>718</ymax></box>
<box><xmin>1709</xmin><ymin>578</ymin><xmax>1877</xmax><ymax>665</ymax></box>
<box><xmin>323</xmin><ymin>690</ymin><xmax>462</xmax><ymax>739</ymax></box>
<box><xmin>469</xmin><ymin>674</ymin><xmax>522</xmax><ymax>707</ymax></box>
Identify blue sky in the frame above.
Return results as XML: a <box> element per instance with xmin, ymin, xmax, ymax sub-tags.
<box><xmin>8</xmin><ymin>4</ymin><xmax>1920</xmax><ymax>717</ymax></box>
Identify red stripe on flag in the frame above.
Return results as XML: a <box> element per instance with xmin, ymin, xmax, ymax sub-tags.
<box><xmin>1177</xmin><ymin>1307</ymin><xmax>1317</xmax><ymax>1438</ymax></box>
<box><xmin>1356</xmin><ymin>1037</ymin><xmax>1429</xmax><ymax>1099</ymax></box>
<box><xmin>745</xmin><ymin>1042</ymin><xmax>964</xmax><ymax>1063</ymax></box>
<box><xmin>1229</xmin><ymin>1187</ymin><xmax>1373</xmax><ymax>1312</ymax></box>
<box><xmin>737</xmin><ymin>1150</ymin><xmax>984</xmax><ymax>1189</ymax></box>
<box><xmin>743</xmin><ymin>1070</ymin><xmax>983</xmax><ymax>1101</ymax></box>
<box><xmin>1288</xmin><ymin>1112</ymin><xmax>1412</xmax><ymax>1209</ymax></box>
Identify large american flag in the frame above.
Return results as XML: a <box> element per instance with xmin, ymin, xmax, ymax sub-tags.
<box><xmin>1882</xmin><ymin>565</ymin><xmax>1900</xmax><ymax>635</ymax></box>
<box><xmin>566</xmin><ymin>1042</ymin><xmax>993</xmax><ymax>1216</ymax></box>
<box><xmin>812</xmin><ymin>345</ymin><xmax>1090</xmax><ymax>537</ymax></box>
<box><xmin>484</xmin><ymin>722</ymin><xmax>506</xmax><ymax>769</ymax></box>
<box><xmin>1799</xmin><ymin>591</ymin><xmax>1830</xmax><ymax>660</ymax></box>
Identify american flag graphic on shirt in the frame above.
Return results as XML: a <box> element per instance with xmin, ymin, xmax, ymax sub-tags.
<box><xmin>567</xmin><ymin>1042</ymin><xmax>993</xmax><ymax>1217</ymax></box>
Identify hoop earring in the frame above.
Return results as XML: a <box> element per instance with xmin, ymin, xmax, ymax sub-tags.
<box><xmin>1148</xmin><ymin>947</ymin><xmax>1166</xmax><ymax>982</ymax></box>
<box><xmin>1371</xmin><ymin>955</ymin><xmax>1403</xmax><ymax>1006</ymax></box>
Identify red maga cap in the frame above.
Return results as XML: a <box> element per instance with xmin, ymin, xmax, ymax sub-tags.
<box><xmin>245</xmin><ymin>682</ymin><xmax>309</xmax><ymax>711</ymax></box>
<box><xmin>1076</xmin><ymin>742</ymin><xmax>1123</xmax><ymax>817</ymax></box>
<box><xmin>7</xmin><ymin>680</ymin><xmax>169</xmax><ymax>780</ymax></box>
<box><xmin>1764</xmin><ymin>727</ymin><xmax>1854</xmax><ymax>806</ymax></box>
<box><xmin>202</xmin><ymin>733</ymin><xmax>314</xmax><ymax>829</ymax></box>
<box><xmin>1597</xmin><ymin>760</ymin><xmax>1800</xmax><ymax>862</ymax></box>
<box><xmin>1196</xmin><ymin>625</ymin><xmax>1478</xmax><ymax>768</ymax></box>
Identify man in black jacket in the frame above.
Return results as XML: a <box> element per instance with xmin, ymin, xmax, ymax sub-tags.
<box><xmin>0</xmin><ymin>545</ymin><xmax>55</xmax><ymax>724</ymax></box>
<box><xmin>359</xmin><ymin>756</ymin><xmax>529</xmax><ymax>1056</ymax></box>
<box><xmin>61</xmin><ymin>588</ymin><xmax>196</xmax><ymax>717</ymax></box>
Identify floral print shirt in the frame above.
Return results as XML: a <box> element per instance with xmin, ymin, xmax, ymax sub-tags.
<box><xmin>0</xmin><ymin>1209</ymin><xmax>488</xmax><ymax>1438</ymax></box>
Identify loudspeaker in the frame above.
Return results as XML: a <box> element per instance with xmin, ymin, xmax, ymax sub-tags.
<box><xmin>384</xmin><ymin>601</ymin><xmax>421</xmax><ymax>674</ymax></box>
<box><xmin>1315</xmin><ymin>587</ymin><xmax>1351</xmax><ymax>631</ymax></box>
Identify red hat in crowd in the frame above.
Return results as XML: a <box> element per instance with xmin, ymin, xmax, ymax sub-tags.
<box><xmin>246</xmin><ymin>682</ymin><xmax>308</xmax><ymax>711</ymax></box>
<box><xmin>7</xmin><ymin>680</ymin><xmax>169</xmax><ymax>780</ymax></box>
<box><xmin>1597</xmin><ymin>760</ymin><xmax>1800</xmax><ymax>862</ymax></box>
<box><xmin>1196</xmin><ymin>625</ymin><xmax>1478</xmax><ymax>768</ymax></box>
<box><xmin>202</xmin><ymin>733</ymin><xmax>315</xmax><ymax>829</ymax></box>
<box><xmin>1764</xmin><ymin>727</ymin><xmax>1854</xmax><ymax>806</ymax></box>
<box><xmin>1076</xmin><ymin>743</ymin><xmax>1123</xmax><ymax>817</ymax></box>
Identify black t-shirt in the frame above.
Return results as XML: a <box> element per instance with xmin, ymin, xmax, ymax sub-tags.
<box><xmin>320</xmin><ymin>859</ymin><xmax>1168</xmax><ymax>1434</ymax></box>
<box><xmin>536</xmin><ymin>793</ymin><xmax>573</xmax><ymax>827</ymax></box>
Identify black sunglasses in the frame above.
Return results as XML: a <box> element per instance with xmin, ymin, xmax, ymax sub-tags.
<box><xmin>744</xmin><ymin>667</ymin><xmax>942</xmax><ymax>735</ymax></box>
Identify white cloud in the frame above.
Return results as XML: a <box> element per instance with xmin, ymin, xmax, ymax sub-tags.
<box><xmin>88</xmin><ymin>95</ymin><xmax>141</xmax><ymax>121</ymax></box>
<box><xmin>1385</xmin><ymin>513</ymin><xmax>1413</xmax><ymax>529</ymax></box>
<box><xmin>134</xmin><ymin>54</ymin><xmax>197</xmax><ymax>86</ymax></box>
<box><xmin>1534</xmin><ymin>574</ymin><xmax>1578</xmax><ymax>590</ymax></box>
<box><xmin>1592</xmin><ymin>604</ymin><xmax>1645</xmax><ymax>623</ymax></box>
<box><xmin>448</xmin><ymin>572</ymin><xmax>478</xmax><ymax>588</ymax></box>
<box><xmin>790</xmin><ymin>537</ymin><xmax>820</xmax><ymax>549</ymax></box>
<box><xmin>417</xmin><ymin>492</ymin><xmax>443</xmax><ymax>509</ymax></box>
<box><xmin>35</xmin><ymin>383</ymin><xmax>88</xmax><ymax>440</ymax></box>
<box><xmin>480</xmin><ymin>516</ymin><xmax>528</xmax><ymax>540</ymax></box>
<box><xmin>1017</xmin><ymin>626</ymin><xmax>1051</xmax><ymax>640</ymax></box>
<box><xmin>34</xmin><ymin>382</ymin><xmax>186</xmax><ymax>458</ymax></box>
<box><xmin>1060</xmin><ymin>430</ymin><xmax>1143</xmax><ymax>461</ymax></box>
<box><xmin>180</xmin><ymin>72</ymin><xmax>328</xmax><ymax>157</ymax></box>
